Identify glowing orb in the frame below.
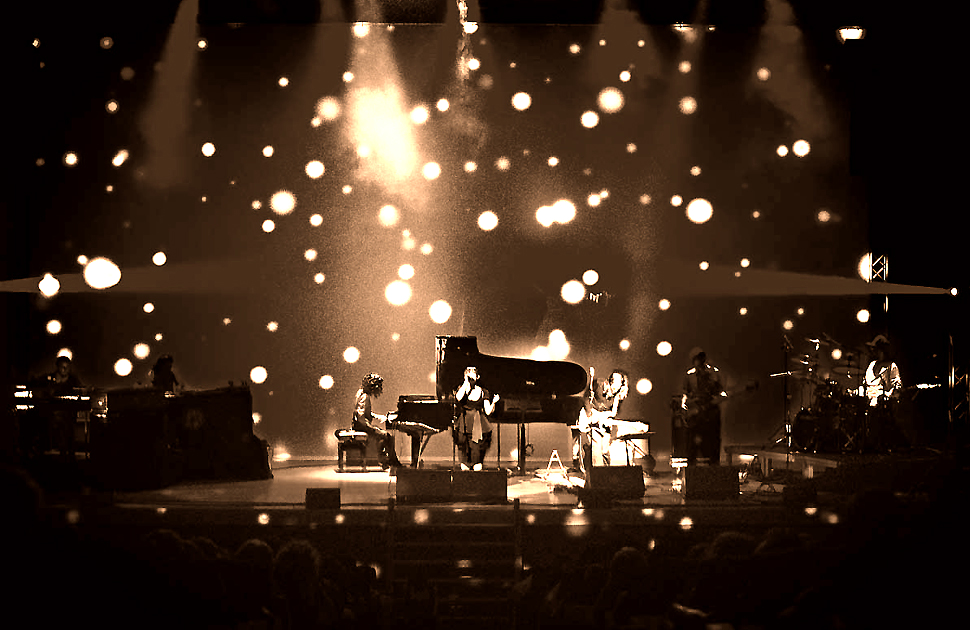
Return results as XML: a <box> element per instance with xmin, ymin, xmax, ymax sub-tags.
<box><xmin>343</xmin><ymin>347</ymin><xmax>360</xmax><ymax>363</ymax></box>
<box><xmin>817</xmin><ymin>209</ymin><xmax>831</xmax><ymax>223</ymax></box>
<box><xmin>112</xmin><ymin>150</ymin><xmax>128</xmax><ymax>167</ymax></box>
<box><xmin>857</xmin><ymin>309</ymin><xmax>870</xmax><ymax>323</ymax></box>
<box><xmin>316</xmin><ymin>97</ymin><xmax>341</xmax><ymax>121</ymax></box>
<box><xmin>410</xmin><ymin>106</ymin><xmax>429</xmax><ymax>124</ymax></box>
<box><xmin>657</xmin><ymin>341</ymin><xmax>672</xmax><ymax>356</ymax></box>
<box><xmin>77</xmin><ymin>256</ymin><xmax>88</xmax><ymax>265</ymax></box>
<box><xmin>495</xmin><ymin>157</ymin><xmax>510</xmax><ymax>171</ymax></box>
<box><xmin>463</xmin><ymin>21</ymin><xmax>478</xmax><ymax>34</ymax></box>
<box><xmin>637</xmin><ymin>379</ymin><xmax>653</xmax><ymax>395</ymax></box>
<box><xmin>379</xmin><ymin>205</ymin><xmax>399</xmax><ymax>227</ymax></box>
<box><xmin>253</xmin><ymin>413</ymin><xmax>262</xmax><ymax>424</ymax></box>
<box><xmin>620</xmin><ymin>70</ymin><xmax>631</xmax><ymax>82</ymax></box>
<box><xmin>223</xmin><ymin>318</ymin><xmax>231</xmax><ymax>325</ymax></box>
<box><xmin>83</xmin><ymin>257</ymin><xmax>121</xmax><ymax>289</ymax></box>
<box><xmin>686</xmin><ymin>198</ymin><xmax>714</xmax><ymax>224</ymax></box>
<box><xmin>310</xmin><ymin>214</ymin><xmax>323</xmax><ymax>227</ymax></box>
<box><xmin>467</xmin><ymin>58</ymin><xmax>480</xmax><ymax>71</ymax></box>
<box><xmin>690</xmin><ymin>165</ymin><xmax>701</xmax><ymax>176</ymax></box>
<box><xmin>120</xmin><ymin>66</ymin><xmax>134</xmax><ymax>80</ymax></box>
<box><xmin>536</xmin><ymin>206</ymin><xmax>554</xmax><ymax>227</ymax></box>
<box><xmin>640</xmin><ymin>194</ymin><xmax>651</xmax><ymax>205</ymax></box>
<box><xmin>305</xmin><ymin>249</ymin><xmax>317</xmax><ymax>261</ymax></box>
<box><xmin>201</xmin><ymin>142</ymin><xmax>215</xmax><ymax>157</ymax></box>
<box><xmin>114</xmin><ymin>359</ymin><xmax>133</xmax><ymax>376</ymax></box>
<box><xmin>478</xmin><ymin>211</ymin><xmax>498</xmax><ymax>231</ymax></box>
<box><xmin>106</xmin><ymin>100</ymin><xmax>118</xmax><ymax>113</ymax></box>
<box><xmin>429</xmin><ymin>300</ymin><xmax>452</xmax><ymax>324</ymax></box>
<box><xmin>547</xmin><ymin>330</ymin><xmax>570</xmax><ymax>360</ymax></box>
<box><xmin>569</xmin><ymin>43</ymin><xmax>581</xmax><ymax>54</ymax></box>
<box><xmin>46</xmin><ymin>320</ymin><xmax>61</xmax><ymax>335</ymax></box>
<box><xmin>306</xmin><ymin>161</ymin><xmax>325</xmax><ymax>179</ymax></box>
<box><xmin>777</xmin><ymin>145</ymin><xmax>789</xmax><ymax>157</ymax></box>
<box><xmin>670</xmin><ymin>195</ymin><xmax>683</xmax><ymax>207</ymax></box>
<box><xmin>38</xmin><ymin>273</ymin><xmax>60</xmax><ymax>297</ymax></box>
<box><xmin>266</xmin><ymin>321</ymin><xmax>279</xmax><ymax>332</ymax></box>
<box><xmin>356</xmin><ymin>145</ymin><xmax>370</xmax><ymax>158</ymax></box>
<box><xmin>251</xmin><ymin>200</ymin><xmax>262</xmax><ymax>210</ymax></box>
<box><xmin>57</xmin><ymin>349</ymin><xmax>73</xmax><ymax>361</ymax></box>
<box><xmin>797</xmin><ymin>307</ymin><xmax>805</xmax><ymax>316</ymax></box>
<box><xmin>152</xmin><ymin>251</ymin><xmax>167</xmax><ymax>266</ymax></box>
<box><xmin>511</xmin><ymin>92</ymin><xmax>532</xmax><ymax>111</ymax></box>
<box><xmin>792</xmin><ymin>139</ymin><xmax>811</xmax><ymax>157</ymax></box>
<box><xmin>548</xmin><ymin>156</ymin><xmax>559</xmax><ymax>167</ymax></box>
<box><xmin>552</xmin><ymin>199</ymin><xmax>576</xmax><ymax>223</ymax></box>
<box><xmin>343</xmin><ymin>185</ymin><xmax>353</xmax><ymax>194</ymax></box>
<box><xmin>679</xmin><ymin>61</ymin><xmax>691</xmax><ymax>73</ymax></box>
<box><xmin>739</xmin><ymin>307</ymin><xmax>748</xmax><ymax>315</ymax></box>
<box><xmin>858</xmin><ymin>253</ymin><xmax>873</xmax><ymax>281</ymax></box>
<box><xmin>250</xmin><ymin>366</ymin><xmax>268</xmax><ymax>384</ymax></box>
<box><xmin>582</xmin><ymin>270</ymin><xmax>599</xmax><ymax>286</ymax></box>
<box><xmin>353</xmin><ymin>22</ymin><xmax>370</xmax><ymax>37</ymax></box>
<box><xmin>386</xmin><ymin>280</ymin><xmax>412</xmax><ymax>306</ymax></box>
<box><xmin>783</xmin><ymin>320</ymin><xmax>794</xmax><ymax>330</ymax></box>
<box><xmin>197</xmin><ymin>38</ymin><xmax>207</xmax><ymax>50</ymax></box>
<box><xmin>319</xmin><ymin>375</ymin><xmax>334</xmax><ymax>389</ymax></box>
<box><xmin>420</xmin><ymin>244</ymin><xmax>433</xmax><ymax>255</ymax></box>
<box><xmin>951</xmin><ymin>288</ymin><xmax>959</xmax><ymax>296</ymax></box>
<box><xmin>343</xmin><ymin>71</ymin><xmax>354</xmax><ymax>83</ymax></box>
<box><xmin>314</xmin><ymin>273</ymin><xmax>325</xmax><ymax>284</ymax></box>
<box><xmin>464</xmin><ymin>161</ymin><xmax>477</xmax><ymax>173</ymax></box>
<box><xmin>580</xmin><ymin>111</ymin><xmax>599</xmax><ymax>128</ymax></box>
<box><xmin>561</xmin><ymin>280</ymin><xmax>586</xmax><ymax>304</ymax></box>
<box><xmin>679</xmin><ymin>516</ymin><xmax>693</xmax><ymax>531</ymax></box>
<box><xmin>262</xmin><ymin>220</ymin><xmax>275</xmax><ymax>232</ymax></box>
<box><xmin>752</xmin><ymin>210</ymin><xmax>761</xmax><ymax>219</ymax></box>
<box><xmin>437</xmin><ymin>99</ymin><xmax>449</xmax><ymax>111</ymax></box>
<box><xmin>422</xmin><ymin>162</ymin><xmax>441</xmax><ymax>180</ymax></box>
<box><xmin>679</xmin><ymin>97</ymin><xmax>697</xmax><ymax>115</ymax></box>
<box><xmin>659</xmin><ymin>299</ymin><xmax>671</xmax><ymax>310</ymax></box>
<box><xmin>832</xmin><ymin>348</ymin><xmax>843</xmax><ymax>360</ymax></box>
<box><xmin>277</xmin><ymin>77</ymin><xmax>289</xmax><ymax>88</ymax></box>
<box><xmin>392</xmin><ymin>333</ymin><xmax>400</xmax><ymax>341</ymax></box>
<box><xmin>155</xmin><ymin>334</ymin><xmax>163</xmax><ymax>341</ymax></box>
<box><xmin>619</xmin><ymin>339</ymin><xmax>631</xmax><ymax>351</ymax></box>
<box><xmin>699</xmin><ymin>261</ymin><xmax>709</xmax><ymax>271</ymax></box>
<box><xmin>270</xmin><ymin>191</ymin><xmax>296</xmax><ymax>215</ymax></box>
<box><xmin>133</xmin><ymin>344</ymin><xmax>150</xmax><ymax>360</ymax></box>
<box><xmin>143</xmin><ymin>303</ymin><xmax>154</xmax><ymax>313</ymax></box>
<box><xmin>597</xmin><ymin>88</ymin><xmax>624</xmax><ymax>113</ymax></box>
<box><xmin>63</xmin><ymin>152</ymin><xmax>78</xmax><ymax>166</ymax></box>
<box><xmin>757</xmin><ymin>67</ymin><xmax>771</xmax><ymax>81</ymax></box>
<box><xmin>261</xmin><ymin>145</ymin><xmax>274</xmax><ymax>158</ymax></box>
<box><xmin>398</xmin><ymin>264</ymin><xmax>415</xmax><ymax>280</ymax></box>
<box><xmin>741</xmin><ymin>258</ymin><xmax>751</xmax><ymax>268</ymax></box>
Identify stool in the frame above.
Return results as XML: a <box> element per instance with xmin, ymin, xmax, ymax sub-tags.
<box><xmin>335</xmin><ymin>429</ymin><xmax>369</xmax><ymax>471</ymax></box>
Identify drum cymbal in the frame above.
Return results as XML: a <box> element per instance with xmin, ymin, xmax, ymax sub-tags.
<box><xmin>832</xmin><ymin>366</ymin><xmax>865</xmax><ymax>377</ymax></box>
<box><xmin>791</xmin><ymin>354</ymin><xmax>817</xmax><ymax>365</ymax></box>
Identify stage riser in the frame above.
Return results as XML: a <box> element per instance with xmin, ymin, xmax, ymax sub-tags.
<box><xmin>396</xmin><ymin>469</ymin><xmax>508</xmax><ymax>504</ymax></box>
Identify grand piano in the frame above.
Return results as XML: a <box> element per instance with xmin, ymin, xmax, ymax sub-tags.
<box><xmin>386</xmin><ymin>335</ymin><xmax>590</xmax><ymax>470</ymax></box>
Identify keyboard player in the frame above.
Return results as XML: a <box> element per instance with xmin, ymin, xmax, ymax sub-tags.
<box><xmin>352</xmin><ymin>373</ymin><xmax>403</xmax><ymax>470</ymax></box>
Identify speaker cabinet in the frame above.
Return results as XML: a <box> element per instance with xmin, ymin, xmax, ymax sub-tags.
<box><xmin>685</xmin><ymin>465</ymin><xmax>740</xmax><ymax>501</ymax></box>
<box><xmin>396</xmin><ymin>468</ymin><xmax>454</xmax><ymax>504</ymax></box>
<box><xmin>452</xmin><ymin>470</ymin><xmax>507</xmax><ymax>503</ymax></box>
<box><xmin>306</xmin><ymin>487</ymin><xmax>341</xmax><ymax>510</ymax></box>
<box><xmin>587</xmin><ymin>466</ymin><xmax>645</xmax><ymax>501</ymax></box>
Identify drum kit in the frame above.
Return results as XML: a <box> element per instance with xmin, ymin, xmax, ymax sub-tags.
<box><xmin>772</xmin><ymin>334</ymin><xmax>898</xmax><ymax>454</ymax></box>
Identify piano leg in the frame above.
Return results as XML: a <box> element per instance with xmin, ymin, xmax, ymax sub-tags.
<box><xmin>517</xmin><ymin>424</ymin><xmax>526</xmax><ymax>472</ymax></box>
<box><xmin>409</xmin><ymin>434</ymin><xmax>421</xmax><ymax>468</ymax></box>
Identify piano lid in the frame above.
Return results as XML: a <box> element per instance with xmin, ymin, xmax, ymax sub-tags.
<box><xmin>434</xmin><ymin>335</ymin><xmax>588</xmax><ymax>400</ymax></box>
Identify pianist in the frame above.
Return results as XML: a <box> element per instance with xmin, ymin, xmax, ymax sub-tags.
<box><xmin>352</xmin><ymin>373</ymin><xmax>403</xmax><ymax>470</ymax></box>
<box><xmin>46</xmin><ymin>355</ymin><xmax>83</xmax><ymax>395</ymax></box>
<box><xmin>454</xmin><ymin>366</ymin><xmax>499</xmax><ymax>471</ymax></box>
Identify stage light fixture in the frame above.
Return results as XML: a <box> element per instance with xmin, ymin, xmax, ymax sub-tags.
<box><xmin>837</xmin><ymin>27</ymin><xmax>865</xmax><ymax>43</ymax></box>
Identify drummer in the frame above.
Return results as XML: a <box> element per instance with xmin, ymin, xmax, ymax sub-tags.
<box><xmin>864</xmin><ymin>335</ymin><xmax>902</xmax><ymax>407</ymax></box>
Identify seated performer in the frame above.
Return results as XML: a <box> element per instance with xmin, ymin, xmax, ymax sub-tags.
<box><xmin>454</xmin><ymin>366</ymin><xmax>499</xmax><ymax>471</ymax></box>
<box><xmin>575</xmin><ymin>367</ymin><xmax>629</xmax><ymax>472</ymax></box>
<box><xmin>681</xmin><ymin>348</ymin><xmax>726</xmax><ymax>466</ymax></box>
<box><xmin>864</xmin><ymin>335</ymin><xmax>902</xmax><ymax>407</ymax></box>
<box><xmin>352</xmin><ymin>373</ymin><xmax>403</xmax><ymax>470</ymax></box>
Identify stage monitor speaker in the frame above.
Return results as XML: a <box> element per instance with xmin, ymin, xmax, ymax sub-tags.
<box><xmin>396</xmin><ymin>468</ymin><xmax>453</xmax><ymax>504</ymax></box>
<box><xmin>306</xmin><ymin>487</ymin><xmax>341</xmax><ymax>509</ymax></box>
<box><xmin>452</xmin><ymin>470</ymin><xmax>507</xmax><ymax>503</ymax></box>
<box><xmin>588</xmin><ymin>466</ymin><xmax>645</xmax><ymax>501</ymax></box>
<box><xmin>685</xmin><ymin>465</ymin><xmax>740</xmax><ymax>501</ymax></box>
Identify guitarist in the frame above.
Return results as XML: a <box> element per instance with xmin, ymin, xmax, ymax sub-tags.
<box><xmin>574</xmin><ymin>367</ymin><xmax>629</xmax><ymax>473</ymax></box>
<box><xmin>681</xmin><ymin>348</ymin><xmax>727</xmax><ymax>466</ymax></box>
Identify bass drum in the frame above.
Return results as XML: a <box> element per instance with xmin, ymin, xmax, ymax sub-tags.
<box><xmin>791</xmin><ymin>409</ymin><xmax>821</xmax><ymax>452</ymax></box>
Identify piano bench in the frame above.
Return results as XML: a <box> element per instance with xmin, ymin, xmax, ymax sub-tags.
<box><xmin>335</xmin><ymin>430</ymin><xmax>370</xmax><ymax>471</ymax></box>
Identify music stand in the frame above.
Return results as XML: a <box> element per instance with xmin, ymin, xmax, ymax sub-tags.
<box><xmin>614</xmin><ymin>432</ymin><xmax>655</xmax><ymax>468</ymax></box>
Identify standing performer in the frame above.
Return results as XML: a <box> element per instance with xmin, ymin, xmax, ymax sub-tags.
<box><xmin>863</xmin><ymin>335</ymin><xmax>908</xmax><ymax>451</ymax></box>
<box><xmin>576</xmin><ymin>367</ymin><xmax>629</xmax><ymax>472</ymax></box>
<box><xmin>864</xmin><ymin>335</ymin><xmax>902</xmax><ymax>406</ymax></box>
<box><xmin>681</xmin><ymin>348</ymin><xmax>726</xmax><ymax>466</ymax></box>
<box><xmin>454</xmin><ymin>366</ymin><xmax>499</xmax><ymax>471</ymax></box>
<box><xmin>352</xmin><ymin>373</ymin><xmax>403</xmax><ymax>470</ymax></box>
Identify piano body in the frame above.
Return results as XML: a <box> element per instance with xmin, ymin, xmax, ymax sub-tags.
<box><xmin>387</xmin><ymin>335</ymin><xmax>590</xmax><ymax>470</ymax></box>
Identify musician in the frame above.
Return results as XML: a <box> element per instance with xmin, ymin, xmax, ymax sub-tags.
<box><xmin>454</xmin><ymin>366</ymin><xmax>499</xmax><ymax>471</ymax></box>
<box><xmin>576</xmin><ymin>368</ymin><xmax>629</xmax><ymax>471</ymax></box>
<box><xmin>352</xmin><ymin>373</ymin><xmax>403</xmax><ymax>470</ymax></box>
<box><xmin>42</xmin><ymin>355</ymin><xmax>84</xmax><ymax>458</ymax></box>
<box><xmin>864</xmin><ymin>335</ymin><xmax>902</xmax><ymax>407</ymax></box>
<box><xmin>681</xmin><ymin>348</ymin><xmax>726</xmax><ymax>466</ymax></box>
<box><xmin>150</xmin><ymin>354</ymin><xmax>181</xmax><ymax>393</ymax></box>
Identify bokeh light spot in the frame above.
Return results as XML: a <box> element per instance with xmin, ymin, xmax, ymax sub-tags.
<box><xmin>114</xmin><ymin>359</ymin><xmax>133</xmax><ymax>376</ymax></box>
<box><xmin>133</xmin><ymin>343</ymin><xmax>150</xmax><ymax>360</ymax></box>
<box><xmin>757</xmin><ymin>67</ymin><xmax>771</xmax><ymax>81</ymax></box>
<box><xmin>580</xmin><ymin>111</ymin><xmax>599</xmax><ymax>128</ymax></box>
<box><xmin>858</xmin><ymin>253</ymin><xmax>873</xmax><ymax>281</ymax></box>
<box><xmin>637</xmin><ymin>379</ymin><xmax>653</xmax><ymax>395</ymax></box>
<box><xmin>640</xmin><ymin>194</ymin><xmax>651</xmax><ymax>205</ymax></box>
<box><xmin>832</xmin><ymin>348</ymin><xmax>843</xmax><ymax>360</ymax></box>
<box><xmin>152</xmin><ymin>251</ymin><xmax>167</xmax><ymax>266</ymax></box>
<box><xmin>410</xmin><ymin>106</ymin><xmax>430</xmax><ymax>124</ymax></box>
<box><xmin>250</xmin><ymin>366</ymin><xmax>268</xmax><ymax>384</ymax></box>
<box><xmin>437</xmin><ymin>99</ymin><xmax>449</xmax><ymax>111</ymax></box>
<box><xmin>142</xmin><ymin>302</ymin><xmax>155</xmax><ymax>314</ymax></box>
<box><xmin>678</xmin><ymin>61</ymin><xmax>691</xmax><ymax>73</ymax></box>
<box><xmin>398</xmin><ymin>264</ymin><xmax>415</xmax><ymax>280</ymax></box>
<box><xmin>379</xmin><ymin>205</ymin><xmax>399</xmax><ymax>227</ymax></box>
<box><xmin>310</xmin><ymin>214</ymin><xmax>323</xmax><ymax>227</ymax></box>
<box><xmin>511</xmin><ymin>92</ymin><xmax>532</xmax><ymax>111</ymax></box>
<box><xmin>620</xmin><ymin>70</ymin><xmax>631</xmax><ymax>82</ymax></box>
<box><xmin>343</xmin><ymin>347</ymin><xmax>360</xmax><ymax>363</ymax></box>
<box><xmin>777</xmin><ymin>145</ymin><xmax>789</xmax><ymax>157</ymax></box>
<box><xmin>670</xmin><ymin>195</ymin><xmax>683</xmax><ymax>207</ymax></box>
<box><xmin>270</xmin><ymin>191</ymin><xmax>295</xmax><ymax>215</ymax></box>
<box><xmin>46</xmin><ymin>320</ymin><xmax>62</xmax><ymax>335</ymax></box>
<box><xmin>39</xmin><ymin>274</ymin><xmax>60</xmax><ymax>297</ymax></box>
<box><xmin>597</xmin><ymin>88</ymin><xmax>624</xmax><ymax>113</ymax></box>
<box><xmin>560</xmin><ymin>280</ymin><xmax>586</xmax><ymax>304</ymax></box>
<box><xmin>679</xmin><ymin>97</ymin><xmax>697</xmax><ymax>114</ymax></box>
<box><xmin>793</xmin><ymin>140</ymin><xmax>811</xmax><ymax>157</ymax></box>
<box><xmin>262</xmin><ymin>220</ymin><xmax>275</xmax><ymax>233</ymax></box>
<box><xmin>420</xmin><ymin>244</ymin><xmax>433</xmax><ymax>255</ymax></box>
<box><xmin>201</xmin><ymin>142</ymin><xmax>215</xmax><ymax>157</ymax></box>
<box><xmin>857</xmin><ymin>309</ymin><xmax>870</xmax><ymax>323</ymax></box>
<box><xmin>464</xmin><ymin>161</ymin><xmax>477</xmax><ymax>173</ymax></box>
<box><xmin>319</xmin><ymin>375</ymin><xmax>334</xmax><ymax>389</ymax></box>
<box><xmin>314</xmin><ymin>273</ymin><xmax>325</xmax><ymax>284</ymax></box>
<box><xmin>317</xmin><ymin>96</ymin><xmax>341</xmax><ymax>120</ymax></box>
<box><xmin>817</xmin><ymin>209</ymin><xmax>831</xmax><ymax>223</ymax></box>
<box><xmin>741</xmin><ymin>258</ymin><xmax>751</xmax><ymax>268</ymax></box>
<box><xmin>783</xmin><ymin>319</ymin><xmax>794</xmax><ymax>331</ymax></box>
<box><xmin>63</xmin><ymin>152</ymin><xmax>78</xmax><ymax>166</ymax></box>
<box><xmin>429</xmin><ymin>300</ymin><xmax>452</xmax><ymax>324</ymax></box>
<box><xmin>657</xmin><ymin>341</ymin><xmax>672</xmax><ymax>356</ymax></box>
<box><xmin>699</xmin><ymin>261</ymin><xmax>710</xmax><ymax>271</ymax></box>
<box><xmin>83</xmin><ymin>257</ymin><xmax>121</xmax><ymax>289</ymax></box>
<box><xmin>386</xmin><ymin>280</ymin><xmax>412</xmax><ymax>306</ymax></box>
<box><xmin>478</xmin><ymin>211</ymin><xmax>498</xmax><ymax>231</ymax></box>
<box><xmin>619</xmin><ymin>339</ymin><xmax>631</xmax><ymax>351</ymax></box>
<box><xmin>686</xmin><ymin>198</ymin><xmax>714</xmax><ymax>224</ymax></box>
<box><xmin>112</xmin><ymin>150</ymin><xmax>128</xmax><ymax>167</ymax></box>
<box><xmin>305</xmin><ymin>249</ymin><xmax>317</xmax><ymax>261</ymax></box>
<box><xmin>582</xmin><ymin>269</ymin><xmax>599</xmax><ymax>286</ymax></box>
<box><xmin>495</xmin><ymin>157</ymin><xmax>511</xmax><ymax>171</ymax></box>
<box><xmin>306</xmin><ymin>161</ymin><xmax>325</xmax><ymax>179</ymax></box>
<box><xmin>262</xmin><ymin>146</ymin><xmax>274</xmax><ymax>158</ymax></box>
<box><xmin>552</xmin><ymin>199</ymin><xmax>576</xmax><ymax>223</ymax></box>
<box><xmin>422</xmin><ymin>162</ymin><xmax>441</xmax><ymax>180</ymax></box>
<box><xmin>266</xmin><ymin>321</ymin><xmax>279</xmax><ymax>332</ymax></box>
<box><xmin>658</xmin><ymin>299</ymin><xmax>671</xmax><ymax>311</ymax></box>
<box><xmin>739</xmin><ymin>307</ymin><xmax>748</xmax><ymax>315</ymax></box>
